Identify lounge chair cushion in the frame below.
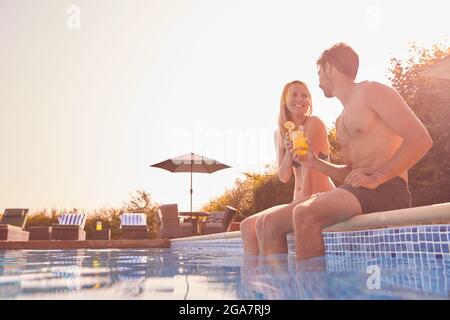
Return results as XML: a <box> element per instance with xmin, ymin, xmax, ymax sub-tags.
<box><xmin>120</xmin><ymin>213</ymin><xmax>147</xmax><ymax>227</ymax></box>
<box><xmin>58</xmin><ymin>213</ymin><xmax>86</xmax><ymax>228</ymax></box>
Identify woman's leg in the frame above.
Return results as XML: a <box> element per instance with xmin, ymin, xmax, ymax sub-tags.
<box><xmin>241</xmin><ymin>202</ymin><xmax>298</xmax><ymax>255</ymax></box>
<box><xmin>241</xmin><ymin>214</ymin><xmax>263</xmax><ymax>255</ymax></box>
<box><xmin>255</xmin><ymin>199</ymin><xmax>305</xmax><ymax>255</ymax></box>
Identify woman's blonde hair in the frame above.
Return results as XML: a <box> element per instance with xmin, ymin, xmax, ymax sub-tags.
<box><xmin>278</xmin><ymin>80</ymin><xmax>313</xmax><ymax>140</ymax></box>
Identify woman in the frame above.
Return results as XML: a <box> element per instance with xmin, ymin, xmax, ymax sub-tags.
<box><xmin>240</xmin><ymin>80</ymin><xmax>335</xmax><ymax>254</ymax></box>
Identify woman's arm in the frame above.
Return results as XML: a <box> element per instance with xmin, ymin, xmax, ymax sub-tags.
<box><xmin>274</xmin><ymin>130</ymin><xmax>296</xmax><ymax>183</ymax></box>
<box><xmin>301</xmin><ymin>117</ymin><xmax>332</xmax><ymax>195</ymax></box>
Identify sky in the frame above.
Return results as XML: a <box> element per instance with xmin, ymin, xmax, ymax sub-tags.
<box><xmin>0</xmin><ymin>0</ymin><xmax>449</xmax><ymax>213</ymax></box>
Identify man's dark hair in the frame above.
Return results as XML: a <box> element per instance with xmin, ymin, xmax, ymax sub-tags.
<box><xmin>317</xmin><ymin>43</ymin><xmax>359</xmax><ymax>80</ymax></box>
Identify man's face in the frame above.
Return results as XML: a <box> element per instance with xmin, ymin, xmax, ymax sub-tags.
<box><xmin>318</xmin><ymin>64</ymin><xmax>334</xmax><ymax>98</ymax></box>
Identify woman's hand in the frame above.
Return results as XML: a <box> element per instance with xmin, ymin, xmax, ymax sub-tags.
<box><xmin>283</xmin><ymin>134</ymin><xmax>293</xmax><ymax>155</ymax></box>
<box><xmin>291</xmin><ymin>139</ymin><xmax>316</xmax><ymax>168</ymax></box>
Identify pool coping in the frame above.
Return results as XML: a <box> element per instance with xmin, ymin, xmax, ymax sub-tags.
<box><xmin>323</xmin><ymin>202</ymin><xmax>450</xmax><ymax>232</ymax></box>
<box><xmin>0</xmin><ymin>239</ymin><xmax>170</xmax><ymax>250</ymax></box>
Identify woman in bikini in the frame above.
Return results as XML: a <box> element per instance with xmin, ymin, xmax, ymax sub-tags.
<box><xmin>240</xmin><ymin>80</ymin><xmax>335</xmax><ymax>254</ymax></box>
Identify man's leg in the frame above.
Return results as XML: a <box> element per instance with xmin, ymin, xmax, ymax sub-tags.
<box><xmin>256</xmin><ymin>199</ymin><xmax>306</xmax><ymax>255</ymax></box>
<box><xmin>293</xmin><ymin>188</ymin><xmax>362</xmax><ymax>260</ymax></box>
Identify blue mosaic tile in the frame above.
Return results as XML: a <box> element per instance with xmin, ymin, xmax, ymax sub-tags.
<box><xmin>323</xmin><ymin>224</ymin><xmax>450</xmax><ymax>258</ymax></box>
<box><xmin>173</xmin><ymin>224</ymin><xmax>450</xmax><ymax>258</ymax></box>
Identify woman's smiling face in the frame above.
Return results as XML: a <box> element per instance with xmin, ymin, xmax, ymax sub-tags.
<box><xmin>285</xmin><ymin>83</ymin><xmax>311</xmax><ymax>116</ymax></box>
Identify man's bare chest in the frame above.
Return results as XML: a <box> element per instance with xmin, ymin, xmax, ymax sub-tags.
<box><xmin>336</xmin><ymin>102</ymin><xmax>378</xmax><ymax>144</ymax></box>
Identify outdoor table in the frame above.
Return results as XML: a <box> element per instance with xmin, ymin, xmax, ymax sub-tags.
<box><xmin>88</xmin><ymin>229</ymin><xmax>111</xmax><ymax>240</ymax></box>
<box><xmin>179</xmin><ymin>211</ymin><xmax>210</xmax><ymax>235</ymax></box>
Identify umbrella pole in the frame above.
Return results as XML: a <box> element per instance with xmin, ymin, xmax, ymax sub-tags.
<box><xmin>190</xmin><ymin>162</ymin><xmax>193</xmax><ymax>212</ymax></box>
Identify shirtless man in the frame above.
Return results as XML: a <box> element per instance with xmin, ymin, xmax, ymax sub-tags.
<box><xmin>257</xmin><ymin>43</ymin><xmax>433</xmax><ymax>260</ymax></box>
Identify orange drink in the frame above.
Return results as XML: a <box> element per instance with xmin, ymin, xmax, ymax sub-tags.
<box><xmin>291</xmin><ymin>127</ymin><xmax>309</xmax><ymax>156</ymax></box>
<box><xmin>284</xmin><ymin>121</ymin><xmax>308</xmax><ymax>156</ymax></box>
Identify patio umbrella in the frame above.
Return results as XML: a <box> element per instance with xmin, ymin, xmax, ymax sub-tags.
<box><xmin>421</xmin><ymin>55</ymin><xmax>450</xmax><ymax>80</ymax></box>
<box><xmin>150</xmin><ymin>152</ymin><xmax>231</xmax><ymax>212</ymax></box>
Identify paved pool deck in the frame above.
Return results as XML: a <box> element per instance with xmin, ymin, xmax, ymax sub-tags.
<box><xmin>0</xmin><ymin>239</ymin><xmax>170</xmax><ymax>250</ymax></box>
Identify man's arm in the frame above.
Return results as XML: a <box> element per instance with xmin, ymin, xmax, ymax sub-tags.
<box><xmin>363</xmin><ymin>82</ymin><xmax>433</xmax><ymax>185</ymax></box>
<box><xmin>292</xmin><ymin>143</ymin><xmax>352</xmax><ymax>184</ymax></box>
<box><xmin>311</xmin><ymin>157</ymin><xmax>351</xmax><ymax>185</ymax></box>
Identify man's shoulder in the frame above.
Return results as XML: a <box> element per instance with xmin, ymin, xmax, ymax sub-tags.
<box><xmin>361</xmin><ymin>80</ymin><xmax>396</xmax><ymax>97</ymax></box>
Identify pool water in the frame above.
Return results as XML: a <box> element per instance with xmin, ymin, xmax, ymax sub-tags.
<box><xmin>0</xmin><ymin>249</ymin><xmax>449</xmax><ymax>299</ymax></box>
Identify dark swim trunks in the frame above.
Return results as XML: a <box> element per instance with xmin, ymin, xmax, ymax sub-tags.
<box><xmin>339</xmin><ymin>176</ymin><xmax>412</xmax><ymax>214</ymax></box>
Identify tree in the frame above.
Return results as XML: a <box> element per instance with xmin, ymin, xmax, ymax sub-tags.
<box><xmin>122</xmin><ymin>189</ymin><xmax>161</xmax><ymax>238</ymax></box>
<box><xmin>388</xmin><ymin>42</ymin><xmax>450</xmax><ymax>206</ymax></box>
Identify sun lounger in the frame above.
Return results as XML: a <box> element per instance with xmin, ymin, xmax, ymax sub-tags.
<box><xmin>120</xmin><ymin>213</ymin><xmax>149</xmax><ymax>239</ymax></box>
<box><xmin>201</xmin><ymin>205</ymin><xmax>237</xmax><ymax>235</ymax></box>
<box><xmin>157</xmin><ymin>204</ymin><xmax>194</xmax><ymax>239</ymax></box>
<box><xmin>51</xmin><ymin>213</ymin><xmax>87</xmax><ymax>240</ymax></box>
<box><xmin>0</xmin><ymin>208</ymin><xmax>29</xmax><ymax>241</ymax></box>
<box><xmin>29</xmin><ymin>226</ymin><xmax>52</xmax><ymax>240</ymax></box>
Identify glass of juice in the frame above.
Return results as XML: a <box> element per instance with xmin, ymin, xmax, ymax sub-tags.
<box><xmin>291</xmin><ymin>126</ymin><xmax>308</xmax><ymax>156</ymax></box>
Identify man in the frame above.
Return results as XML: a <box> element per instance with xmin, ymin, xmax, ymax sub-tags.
<box><xmin>257</xmin><ymin>43</ymin><xmax>433</xmax><ymax>260</ymax></box>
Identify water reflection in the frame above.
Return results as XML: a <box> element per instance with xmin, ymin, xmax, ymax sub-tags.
<box><xmin>239</xmin><ymin>253</ymin><xmax>450</xmax><ymax>299</ymax></box>
<box><xmin>1</xmin><ymin>249</ymin><xmax>450</xmax><ymax>299</ymax></box>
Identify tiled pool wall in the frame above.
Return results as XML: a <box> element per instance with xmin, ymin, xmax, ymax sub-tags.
<box><xmin>172</xmin><ymin>224</ymin><xmax>450</xmax><ymax>259</ymax></box>
<box><xmin>323</xmin><ymin>225</ymin><xmax>450</xmax><ymax>258</ymax></box>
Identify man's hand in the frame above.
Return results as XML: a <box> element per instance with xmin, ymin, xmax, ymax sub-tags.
<box><xmin>345</xmin><ymin>168</ymin><xmax>384</xmax><ymax>190</ymax></box>
<box><xmin>291</xmin><ymin>140</ymin><xmax>317</xmax><ymax>168</ymax></box>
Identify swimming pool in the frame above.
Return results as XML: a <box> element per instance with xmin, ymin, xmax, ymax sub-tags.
<box><xmin>1</xmin><ymin>248</ymin><xmax>449</xmax><ymax>300</ymax></box>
